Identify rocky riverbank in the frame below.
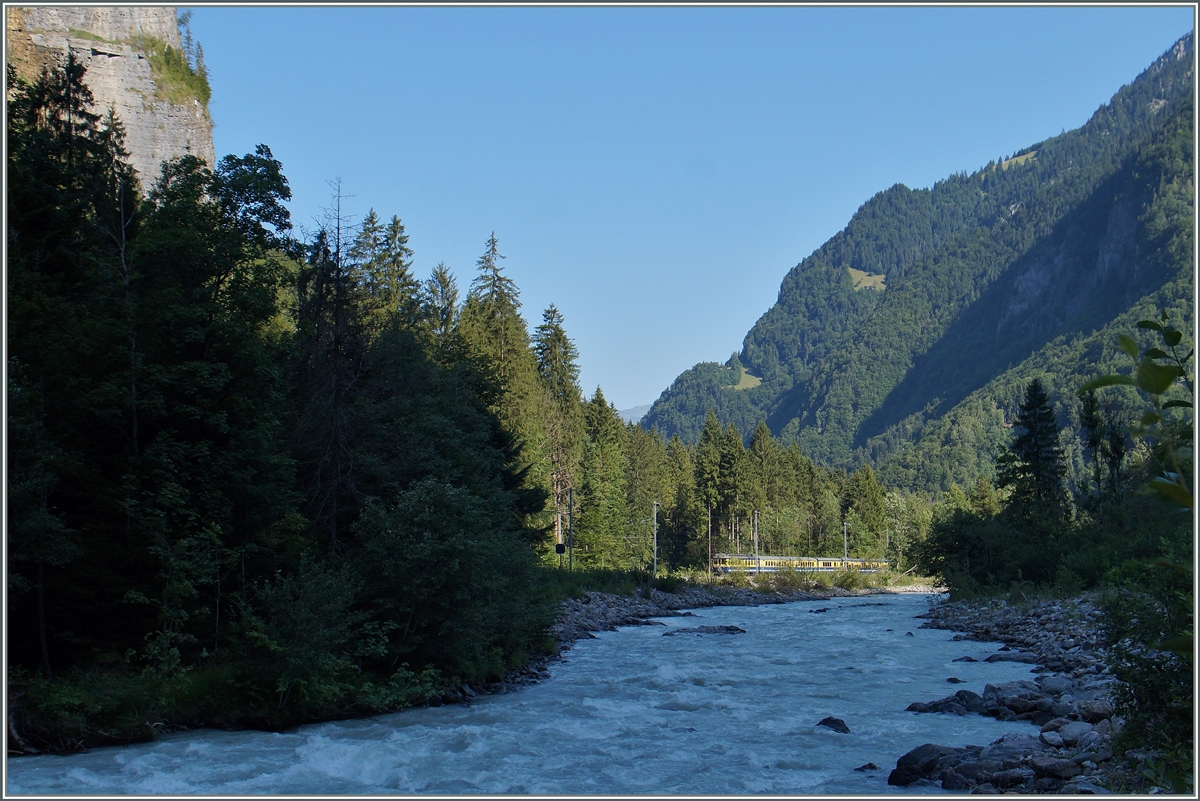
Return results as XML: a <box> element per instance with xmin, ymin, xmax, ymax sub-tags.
<box><xmin>886</xmin><ymin>593</ymin><xmax>1139</xmax><ymax>794</ymax></box>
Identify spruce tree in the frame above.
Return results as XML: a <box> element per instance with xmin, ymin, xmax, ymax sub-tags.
<box><xmin>532</xmin><ymin>304</ymin><xmax>583</xmax><ymax>554</ymax></box>
<box><xmin>577</xmin><ymin>388</ymin><xmax>628</xmax><ymax>567</ymax></box>
<box><xmin>717</xmin><ymin>422</ymin><xmax>747</xmax><ymax>550</ymax></box>
<box><xmin>997</xmin><ymin>378</ymin><xmax>1069</xmax><ymax>520</ymax></box>
<box><xmin>694</xmin><ymin>411</ymin><xmax>723</xmax><ymax>564</ymax></box>
<box><xmin>421</xmin><ymin>261</ymin><xmax>459</xmax><ymax>358</ymax></box>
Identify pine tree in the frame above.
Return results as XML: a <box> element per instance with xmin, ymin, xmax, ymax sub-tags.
<box><xmin>421</xmin><ymin>261</ymin><xmax>459</xmax><ymax>359</ymax></box>
<box><xmin>846</xmin><ymin>465</ymin><xmax>886</xmax><ymax>536</ymax></box>
<box><xmin>997</xmin><ymin>378</ymin><xmax>1069</xmax><ymax>520</ymax></box>
<box><xmin>576</xmin><ymin>388</ymin><xmax>628</xmax><ymax>567</ymax></box>
<box><xmin>532</xmin><ymin>304</ymin><xmax>583</xmax><ymax>554</ymax></box>
<box><xmin>462</xmin><ymin>232</ymin><xmax>523</xmax><ymax>400</ymax></box>
<box><xmin>663</xmin><ymin>435</ymin><xmax>700</xmax><ymax>568</ymax></box>
<box><xmin>694</xmin><ymin>410</ymin><xmax>723</xmax><ymax>565</ymax></box>
<box><xmin>294</xmin><ymin>182</ymin><xmax>368</xmax><ymax>549</ymax></box>
<box><xmin>747</xmin><ymin>420</ymin><xmax>777</xmax><ymax>513</ymax></box>
<box><xmin>350</xmin><ymin>210</ymin><xmax>420</xmax><ymax>331</ymax></box>
<box><xmin>717</xmin><ymin>422</ymin><xmax>747</xmax><ymax>550</ymax></box>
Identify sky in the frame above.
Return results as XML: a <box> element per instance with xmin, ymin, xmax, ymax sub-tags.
<box><xmin>186</xmin><ymin>4</ymin><xmax>1194</xmax><ymax>411</ymax></box>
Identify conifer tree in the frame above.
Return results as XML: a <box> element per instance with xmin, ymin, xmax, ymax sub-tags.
<box><xmin>746</xmin><ymin>420</ymin><xmax>777</xmax><ymax>514</ymax></box>
<box><xmin>350</xmin><ymin>211</ymin><xmax>420</xmax><ymax>330</ymax></box>
<box><xmin>532</xmin><ymin>304</ymin><xmax>583</xmax><ymax>552</ymax></box>
<box><xmin>294</xmin><ymin>182</ymin><xmax>368</xmax><ymax>549</ymax></box>
<box><xmin>421</xmin><ymin>261</ymin><xmax>459</xmax><ymax>359</ymax></box>
<box><xmin>846</xmin><ymin>465</ymin><xmax>886</xmax><ymax>536</ymax></box>
<box><xmin>458</xmin><ymin>233</ymin><xmax>550</xmax><ymax>522</ymax></box>
<box><xmin>717</xmin><ymin>422</ymin><xmax>747</xmax><ymax>550</ymax></box>
<box><xmin>462</xmin><ymin>232</ymin><xmax>526</xmax><ymax>405</ymax></box>
<box><xmin>997</xmin><ymin>378</ymin><xmax>1069</xmax><ymax>520</ymax></box>
<box><xmin>576</xmin><ymin>388</ymin><xmax>628</xmax><ymax>567</ymax></box>
<box><xmin>694</xmin><ymin>411</ymin><xmax>724</xmax><ymax>564</ymax></box>
<box><xmin>663</xmin><ymin>435</ymin><xmax>700</xmax><ymax>568</ymax></box>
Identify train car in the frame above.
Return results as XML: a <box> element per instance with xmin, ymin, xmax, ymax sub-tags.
<box><xmin>712</xmin><ymin>553</ymin><xmax>888</xmax><ymax>573</ymax></box>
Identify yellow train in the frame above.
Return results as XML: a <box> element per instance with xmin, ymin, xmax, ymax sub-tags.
<box><xmin>712</xmin><ymin>553</ymin><xmax>889</xmax><ymax>573</ymax></box>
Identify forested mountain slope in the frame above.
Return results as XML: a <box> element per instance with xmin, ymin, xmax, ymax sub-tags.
<box><xmin>642</xmin><ymin>33</ymin><xmax>1194</xmax><ymax>494</ymax></box>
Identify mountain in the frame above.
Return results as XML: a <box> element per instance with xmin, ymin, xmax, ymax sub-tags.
<box><xmin>642</xmin><ymin>33</ymin><xmax>1194</xmax><ymax>494</ymax></box>
<box><xmin>618</xmin><ymin>404</ymin><xmax>652</xmax><ymax>424</ymax></box>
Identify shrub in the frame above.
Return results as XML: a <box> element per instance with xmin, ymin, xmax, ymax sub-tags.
<box><xmin>128</xmin><ymin>35</ymin><xmax>211</xmax><ymax>107</ymax></box>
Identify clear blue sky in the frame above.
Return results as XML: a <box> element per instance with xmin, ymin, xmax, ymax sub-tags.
<box><xmin>186</xmin><ymin>5</ymin><xmax>1193</xmax><ymax>411</ymax></box>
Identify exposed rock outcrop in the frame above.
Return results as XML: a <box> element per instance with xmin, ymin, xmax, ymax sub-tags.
<box><xmin>6</xmin><ymin>6</ymin><xmax>215</xmax><ymax>187</ymax></box>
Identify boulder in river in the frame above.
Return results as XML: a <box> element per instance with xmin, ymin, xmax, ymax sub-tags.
<box><xmin>816</xmin><ymin>716</ymin><xmax>850</xmax><ymax>733</ymax></box>
<box><xmin>662</xmin><ymin>625</ymin><xmax>746</xmax><ymax>637</ymax></box>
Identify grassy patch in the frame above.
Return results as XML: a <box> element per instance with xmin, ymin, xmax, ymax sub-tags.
<box><xmin>1000</xmin><ymin>150</ymin><xmax>1038</xmax><ymax>169</ymax></box>
<box><xmin>731</xmin><ymin>368</ymin><xmax>761</xmax><ymax>390</ymax></box>
<box><xmin>67</xmin><ymin>29</ymin><xmax>113</xmax><ymax>43</ymax></box>
<box><xmin>539</xmin><ymin>566</ymin><xmax>643</xmax><ymax>600</ymax></box>
<box><xmin>128</xmin><ymin>35</ymin><xmax>210</xmax><ymax>107</ymax></box>
<box><xmin>847</xmin><ymin>267</ymin><xmax>886</xmax><ymax>291</ymax></box>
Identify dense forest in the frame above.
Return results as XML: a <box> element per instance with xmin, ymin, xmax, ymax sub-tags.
<box><xmin>4</xmin><ymin>56</ymin><xmax>927</xmax><ymax>744</ymax></box>
<box><xmin>642</xmin><ymin>33</ymin><xmax>1194</xmax><ymax>498</ymax></box>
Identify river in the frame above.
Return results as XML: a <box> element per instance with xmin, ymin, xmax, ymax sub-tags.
<box><xmin>7</xmin><ymin>594</ymin><xmax>1041</xmax><ymax>795</ymax></box>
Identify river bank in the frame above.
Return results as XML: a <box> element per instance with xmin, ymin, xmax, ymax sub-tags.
<box><xmin>499</xmin><ymin>583</ymin><xmax>1143</xmax><ymax>795</ymax></box>
<box><xmin>886</xmin><ymin>593</ymin><xmax>1143</xmax><ymax>794</ymax></box>
<box><xmin>8</xmin><ymin>592</ymin><xmax>1036</xmax><ymax>794</ymax></box>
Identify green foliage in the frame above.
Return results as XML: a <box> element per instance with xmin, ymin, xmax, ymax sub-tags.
<box><xmin>129</xmin><ymin>34</ymin><xmax>211</xmax><ymax>108</ymax></box>
<box><xmin>5</xmin><ymin>58</ymin><xmax>554</xmax><ymax>747</ymax></box>
<box><xmin>996</xmin><ymin>378</ymin><xmax>1069</xmax><ymax>521</ymax></box>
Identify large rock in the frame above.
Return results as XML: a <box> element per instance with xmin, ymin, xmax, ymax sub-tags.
<box><xmin>888</xmin><ymin>743</ymin><xmax>958</xmax><ymax>786</ymax></box>
<box><xmin>662</xmin><ymin>625</ymin><xmax>745</xmax><ymax>636</ymax></box>
<box><xmin>816</xmin><ymin>716</ymin><xmax>850</xmax><ymax>734</ymax></box>
<box><xmin>1038</xmin><ymin>676</ymin><xmax>1074</xmax><ymax>695</ymax></box>
<box><xmin>1030</xmin><ymin>756</ymin><xmax>1083</xmax><ymax>780</ymax></box>
<box><xmin>1057</xmin><ymin>720</ymin><xmax>1094</xmax><ymax>746</ymax></box>
<box><xmin>1039</xmin><ymin>730</ymin><xmax>1065</xmax><ymax>748</ymax></box>
<box><xmin>990</xmin><ymin>767</ymin><xmax>1036</xmax><ymax>789</ymax></box>
<box><xmin>984</xmin><ymin>650</ymin><xmax>1040</xmax><ymax>663</ymax></box>
<box><xmin>941</xmin><ymin>770</ymin><xmax>972</xmax><ymax>791</ymax></box>
<box><xmin>6</xmin><ymin>6</ymin><xmax>215</xmax><ymax>186</ymax></box>
<box><xmin>1077</xmin><ymin>699</ymin><xmax>1113</xmax><ymax>723</ymax></box>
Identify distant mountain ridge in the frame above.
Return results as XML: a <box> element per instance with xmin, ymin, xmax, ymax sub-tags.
<box><xmin>642</xmin><ymin>32</ymin><xmax>1194</xmax><ymax>494</ymax></box>
<box><xmin>618</xmin><ymin>404</ymin><xmax>652</xmax><ymax>424</ymax></box>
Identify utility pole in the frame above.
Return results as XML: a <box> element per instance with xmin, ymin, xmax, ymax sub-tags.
<box><xmin>885</xmin><ymin>528</ymin><xmax>890</xmax><ymax>568</ymax></box>
<box><xmin>754</xmin><ymin>509</ymin><xmax>760</xmax><ymax>574</ymax></box>
<box><xmin>652</xmin><ymin>501</ymin><xmax>659</xmax><ymax>579</ymax></box>
<box><xmin>568</xmin><ymin>487</ymin><xmax>574</xmax><ymax>572</ymax></box>
<box><xmin>707</xmin><ymin>505</ymin><xmax>712</xmax><ymax>581</ymax></box>
<box><xmin>843</xmin><ymin>520</ymin><xmax>849</xmax><ymax>563</ymax></box>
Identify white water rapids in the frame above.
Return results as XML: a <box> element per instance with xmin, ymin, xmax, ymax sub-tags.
<box><xmin>7</xmin><ymin>594</ymin><xmax>1041</xmax><ymax>795</ymax></box>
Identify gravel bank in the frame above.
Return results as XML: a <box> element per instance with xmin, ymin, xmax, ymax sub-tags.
<box><xmin>887</xmin><ymin>594</ymin><xmax>1135</xmax><ymax>794</ymax></box>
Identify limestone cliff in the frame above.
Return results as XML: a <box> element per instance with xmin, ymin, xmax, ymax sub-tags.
<box><xmin>6</xmin><ymin>6</ymin><xmax>215</xmax><ymax>188</ymax></box>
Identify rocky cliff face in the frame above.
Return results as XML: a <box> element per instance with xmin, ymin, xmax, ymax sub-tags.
<box><xmin>6</xmin><ymin>6</ymin><xmax>215</xmax><ymax>189</ymax></box>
